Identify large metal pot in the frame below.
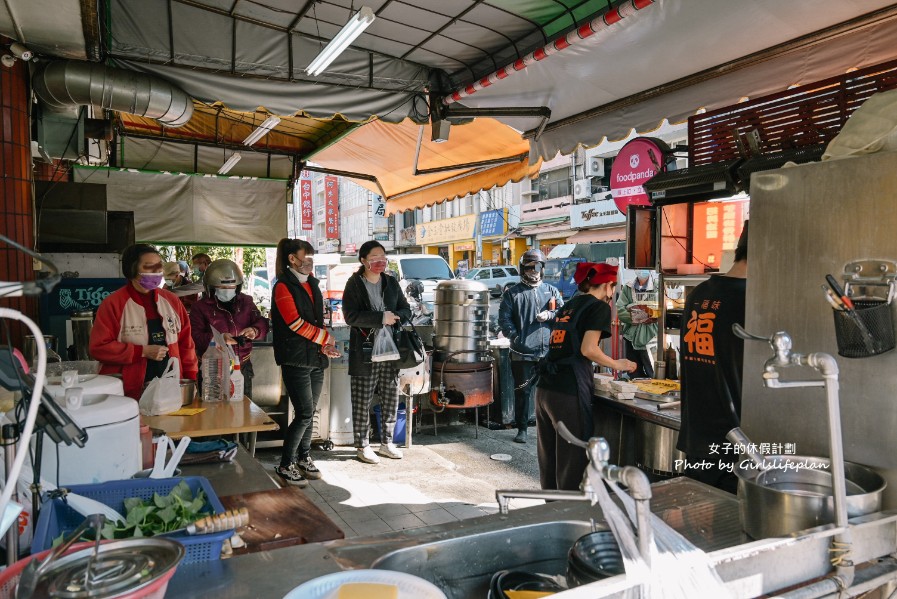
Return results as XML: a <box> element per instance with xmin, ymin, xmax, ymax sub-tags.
<box><xmin>734</xmin><ymin>455</ymin><xmax>886</xmax><ymax>539</ymax></box>
<box><xmin>433</xmin><ymin>280</ymin><xmax>490</xmax><ymax>364</ymax></box>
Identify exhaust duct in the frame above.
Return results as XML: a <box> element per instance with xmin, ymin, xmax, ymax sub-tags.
<box><xmin>33</xmin><ymin>60</ymin><xmax>193</xmax><ymax>128</ymax></box>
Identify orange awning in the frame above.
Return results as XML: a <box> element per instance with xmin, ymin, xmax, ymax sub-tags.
<box><xmin>311</xmin><ymin>118</ymin><xmax>540</xmax><ymax>215</ymax></box>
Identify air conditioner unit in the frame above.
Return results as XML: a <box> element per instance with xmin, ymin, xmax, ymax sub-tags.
<box><xmin>586</xmin><ymin>157</ymin><xmax>605</xmax><ymax>178</ymax></box>
<box><xmin>573</xmin><ymin>178</ymin><xmax>592</xmax><ymax>200</ymax></box>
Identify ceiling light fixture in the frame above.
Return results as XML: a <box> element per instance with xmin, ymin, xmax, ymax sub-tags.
<box><xmin>218</xmin><ymin>152</ymin><xmax>242</xmax><ymax>175</ymax></box>
<box><xmin>305</xmin><ymin>6</ymin><xmax>375</xmax><ymax>77</ymax></box>
<box><xmin>242</xmin><ymin>115</ymin><xmax>282</xmax><ymax>146</ymax></box>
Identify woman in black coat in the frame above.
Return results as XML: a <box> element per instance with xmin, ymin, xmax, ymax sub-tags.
<box><xmin>342</xmin><ymin>240</ymin><xmax>412</xmax><ymax>464</ymax></box>
<box><xmin>271</xmin><ymin>238</ymin><xmax>340</xmax><ymax>487</ymax></box>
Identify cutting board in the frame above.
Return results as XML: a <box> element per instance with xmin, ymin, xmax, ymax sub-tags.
<box><xmin>220</xmin><ymin>486</ymin><xmax>344</xmax><ymax>554</ymax></box>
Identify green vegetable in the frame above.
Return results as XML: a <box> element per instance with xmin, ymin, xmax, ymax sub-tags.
<box><xmin>53</xmin><ymin>481</ymin><xmax>209</xmax><ymax>546</ymax></box>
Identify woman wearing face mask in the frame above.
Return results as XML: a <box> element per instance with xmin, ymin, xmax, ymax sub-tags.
<box><xmin>342</xmin><ymin>240</ymin><xmax>412</xmax><ymax>464</ymax></box>
<box><xmin>534</xmin><ymin>262</ymin><xmax>637</xmax><ymax>491</ymax></box>
<box><xmin>271</xmin><ymin>239</ymin><xmax>340</xmax><ymax>486</ymax></box>
<box><xmin>615</xmin><ymin>269</ymin><xmax>658</xmax><ymax>379</ymax></box>
<box><xmin>90</xmin><ymin>244</ymin><xmax>198</xmax><ymax>399</ymax></box>
<box><xmin>190</xmin><ymin>259</ymin><xmax>269</xmax><ymax>400</ymax></box>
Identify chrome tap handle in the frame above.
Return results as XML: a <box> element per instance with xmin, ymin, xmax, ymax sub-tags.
<box><xmin>732</xmin><ymin>323</ymin><xmax>768</xmax><ymax>342</ymax></box>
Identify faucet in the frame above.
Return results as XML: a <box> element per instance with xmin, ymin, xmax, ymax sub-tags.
<box><xmin>732</xmin><ymin>324</ymin><xmax>853</xmax><ymax>591</ymax></box>
<box><xmin>495</xmin><ymin>424</ymin><xmax>653</xmax><ymax>565</ymax></box>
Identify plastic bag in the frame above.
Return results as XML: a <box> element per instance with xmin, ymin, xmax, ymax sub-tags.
<box><xmin>139</xmin><ymin>357</ymin><xmax>181</xmax><ymax>416</ymax></box>
<box><xmin>371</xmin><ymin>326</ymin><xmax>401</xmax><ymax>362</ymax></box>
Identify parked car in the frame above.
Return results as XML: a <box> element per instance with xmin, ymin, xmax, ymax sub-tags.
<box><xmin>463</xmin><ymin>266</ymin><xmax>519</xmax><ymax>297</ymax></box>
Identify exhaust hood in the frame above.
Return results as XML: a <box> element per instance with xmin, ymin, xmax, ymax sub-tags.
<box><xmin>736</xmin><ymin>145</ymin><xmax>826</xmax><ymax>192</ymax></box>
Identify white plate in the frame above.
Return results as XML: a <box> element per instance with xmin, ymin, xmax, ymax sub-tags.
<box><xmin>283</xmin><ymin>569</ymin><xmax>447</xmax><ymax>599</ymax></box>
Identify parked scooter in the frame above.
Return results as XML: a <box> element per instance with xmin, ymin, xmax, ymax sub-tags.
<box><xmin>405</xmin><ymin>280</ymin><xmax>433</xmax><ymax>326</ymax></box>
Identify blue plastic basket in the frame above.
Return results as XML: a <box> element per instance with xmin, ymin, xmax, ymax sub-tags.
<box><xmin>32</xmin><ymin>476</ymin><xmax>231</xmax><ymax>564</ymax></box>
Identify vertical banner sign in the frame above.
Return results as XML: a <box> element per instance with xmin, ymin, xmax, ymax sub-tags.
<box><xmin>325</xmin><ymin>176</ymin><xmax>340</xmax><ymax>239</ymax></box>
<box><xmin>300</xmin><ymin>178</ymin><xmax>313</xmax><ymax>231</ymax></box>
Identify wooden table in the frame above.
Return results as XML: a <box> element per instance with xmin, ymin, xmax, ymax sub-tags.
<box><xmin>143</xmin><ymin>397</ymin><xmax>278</xmax><ymax>456</ymax></box>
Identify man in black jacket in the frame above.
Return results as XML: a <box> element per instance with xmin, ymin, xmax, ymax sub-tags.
<box><xmin>498</xmin><ymin>249</ymin><xmax>564</xmax><ymax>443</ymax></box>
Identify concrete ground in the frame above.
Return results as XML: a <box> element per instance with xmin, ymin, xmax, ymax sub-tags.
<box><xmin>254</xmin><ymin>418</ymin><xmax>546</xmax><ymax>538</ymax></box>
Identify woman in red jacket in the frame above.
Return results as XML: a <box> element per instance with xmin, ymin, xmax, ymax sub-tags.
<box><xmin>90</xmin><ymin>244</ymin><xmax>198</xmax><ymax>399</ymax></box>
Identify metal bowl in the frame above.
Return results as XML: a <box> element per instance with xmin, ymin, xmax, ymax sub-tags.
<box><xmin>734</xmin><ymin>455</ymin><xmax>886</xmax><ymax>538</ymax></box>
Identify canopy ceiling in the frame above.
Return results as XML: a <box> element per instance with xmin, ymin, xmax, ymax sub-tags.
<box><xmin>5</xmin><ymin>0</ymin><xmax>897</xmax><ymax>211</ymax></box>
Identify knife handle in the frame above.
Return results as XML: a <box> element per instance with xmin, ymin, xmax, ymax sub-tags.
<box><xmin>188</xmin><ymin>507</ymin><xmax>250</xmax><ymax>535</ymax></box>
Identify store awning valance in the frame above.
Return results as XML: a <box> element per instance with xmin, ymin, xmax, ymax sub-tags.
<box><xmin>311</xmin><ymin>119</ymin><xmax>540</xmax><ymax>215</ymax></box>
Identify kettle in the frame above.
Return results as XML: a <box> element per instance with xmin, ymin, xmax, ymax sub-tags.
<box><xmin>664</xmin><ymin>343</ymin><xmax>679</xmax><ymax>380</ymax></box>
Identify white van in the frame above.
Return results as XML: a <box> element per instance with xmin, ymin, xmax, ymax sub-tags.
<box><xmin>387</xmin><ymin>254</ymin><xmax>454</xmax><ymax>304</ymax></box>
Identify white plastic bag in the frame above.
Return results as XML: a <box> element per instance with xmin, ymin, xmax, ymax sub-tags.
<box><xmin>371</xmin><ymin>326</ymin><xmax>400</xmax><ymax>362</ymax></box>
<box><xmin>139</xmin><ymin>357</ymin><xmax>181</xmax><ymax>416</ymax></box>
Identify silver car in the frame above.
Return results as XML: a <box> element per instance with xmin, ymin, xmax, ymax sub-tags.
<box><xmin>463</xmin><ymin>266</ymin><xmax>519</xmax><ymax>297</ymax></box>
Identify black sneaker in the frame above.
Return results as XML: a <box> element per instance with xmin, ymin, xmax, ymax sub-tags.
<box><xmin>297</xmin><ymin>456</ymin><xmax>323</xmax><ymax>480</ymax></box>
<box><xmin>275</xmin><ymin>463</ymin><xmax>308</xmax><ymax>487</ymax></box>
<box><xmin>513</xmin><ymin>430</ymin><xmax>527</xmax><ymax>444</ymax></box>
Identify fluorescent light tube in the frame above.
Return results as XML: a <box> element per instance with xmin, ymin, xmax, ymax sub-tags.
<box><xmin>218</xmin><ymin>152</ymin><xmax>242</xmax><ymax>175</ymax></box>
<box><xmin>242</xmin><ymin>115</ymin><xmax>282</xmax><ymax>146</ymax></box>
<box><xmin>306</xmin><ymin>6</ymin><xmax>375</xmax><ymax>77</ymax></box>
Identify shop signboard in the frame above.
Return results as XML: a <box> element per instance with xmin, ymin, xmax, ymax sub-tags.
<box><xmin>398</xmin><ymin>226</ymin><xmax>416</xmax><ymax>246</ymax></box>
<box><xmin>345</xmin><ymin>243</ymin><xmax>357</xmax><ymax>254</ymax></box>
<box><xmin>479</xmin><ymin>209</ymin><xmax>505</xmax><ymax>238</ymax></box>
<box><xmin>415</xmin><ymin>214</ymin><xmax>476</xmax><ymax>246</ymax></box>
<box><xmin>299</xmin><ymin>178</ymin><xmax>313</xmax><ymax>231</ymax></box>
<box><xmin>610</xmin><ymin>137</ymin><xmax>667</xmax><ymax>215</ymax></box>
<box><xmin>40</xmin><ymin>278</ymin><xmax>123</xmax><ymax>316</ymax></box>
<box><xmin>570</xmin><ymin>197</ymin><xmax>626</xmax><ymax>228</ymax></box>
<box><xmin>324</xmin><ymin>176</ymin><xmax>339</xmax><ymax>239</ymax></box>
<box><xmin>372</xmin><ymin>195</ymin><xmax>388</xmax><ymax>234</ymax></box>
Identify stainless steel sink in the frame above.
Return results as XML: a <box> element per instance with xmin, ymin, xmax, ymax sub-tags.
<box><xmin>371</xmin><ymin>520</ymin><xmax>596</xmax><ymax>599</ymax></box>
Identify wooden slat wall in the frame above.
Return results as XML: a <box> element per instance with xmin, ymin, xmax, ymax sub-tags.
<box><xmin>690</xmin><ymin>59</ymin><xmax>897</xmax><ymax>166</ymax></box>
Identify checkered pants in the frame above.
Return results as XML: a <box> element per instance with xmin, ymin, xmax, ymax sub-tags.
<box><xmin>350</xmin><ymin>361</ymin><xmax>401</xmax><ymax>448</ymax></box>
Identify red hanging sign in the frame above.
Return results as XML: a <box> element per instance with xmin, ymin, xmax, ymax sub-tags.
<box><xmin>610</xmin><ymin>137</ymin><xmax>669</xmax><ymax>214</ymax></box>
<box><xmin>299</xmin><ymin>178</ymin><xmax>313</xmax><ymax>231</ymax></box>
<box><xmin>324</xmin><ymin>176</ymin><xmax>340</xmax><ymax>240</ymax></box>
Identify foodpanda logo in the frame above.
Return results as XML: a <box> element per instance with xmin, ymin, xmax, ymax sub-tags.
<box><xmin>629</xmin><ymin>154</ymin><xmax>640</xmax><ymax>169</ymax></box>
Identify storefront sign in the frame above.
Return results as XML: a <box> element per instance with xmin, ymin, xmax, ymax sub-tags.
<box><xmin>299</xmin><ymin>178</ymin><xmax>313</xmax><ymax>231</ymax></box>
<box><xmin>416</xmin><ymin>214</ymin><xmax>477</xmax><ymax>246</ymax></box>
<box><xmin>479</xmin><ymin>209</ymin><xmax>505</xmax><ymax>237</ymax></box>
<box><xmin>372</xmin><ymin>195</ymin><xmax>388</xmax><ymax>234</ymax></box>
<box><xmin>41</xmin><ymin>278</ymin><xmax>123</xmax><ymax>316</ymax></box>
<box><xmin>610</xmin><ymin>137</ymin><xmax>669</xmax><ymax>214</ymax></box>
<box><xmin>345</xmin><ymin>243</ymin><xmax>357</xmax><ymax>254</ymax></box>
<box><xmin>324</xmin><ymin>176</ymin><xmax>339</xmax><ymax>239</ymax></box>
<box><xmin>454</xmin><ymin>243</ymin><xmax>475</xmax><ymax>251</ymax></box>
<box><xmin>570</xmin><ymin>197</ymin><xmax>626</xmax><ymax>228</ymax></box>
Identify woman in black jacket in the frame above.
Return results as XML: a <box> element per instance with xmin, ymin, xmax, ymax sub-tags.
<box><xmin>272</xmin><ymin>238</ymin><xmax>340</xmax><ymax>486</ymax></box>
<box><xmin>342</xmin><ymin>240</ymin><xmax>412</xmax><ymax>464</ymax></box>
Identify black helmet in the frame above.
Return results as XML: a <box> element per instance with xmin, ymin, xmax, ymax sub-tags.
<box><xmin>406</xmin><ymin>280</ymin><xmax>424</xmax><ymax>301</ymax></box>
<box><xmin>519</xmin><ymin>249</ymin><xmax>546</xmax><ymax>285</ymax></box>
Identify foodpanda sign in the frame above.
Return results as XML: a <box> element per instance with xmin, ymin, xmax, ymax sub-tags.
<box><xmin>609</xmin><ymin>137</ymin><xmax>670</xmax><ymax>214</ymax></box>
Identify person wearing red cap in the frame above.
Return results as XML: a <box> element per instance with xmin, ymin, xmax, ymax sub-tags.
<box><xmin>534</xmin><ymin>261</ymin><xmax>637</xmax><ymax>491</ymax></box>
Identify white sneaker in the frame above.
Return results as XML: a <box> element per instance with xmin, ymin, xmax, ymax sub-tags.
<box><xmin>377</xmin><ymin>443</ymin><xmax>404</xmax><ymax>459</ymax></box>
<box><xmin>357</xmin><ymin>446</ymin><xmax>381</xmax><ymax>464</ymax></box>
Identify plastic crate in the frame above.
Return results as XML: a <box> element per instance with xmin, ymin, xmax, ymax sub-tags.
<box><xmin>32</xmin><ymin>476</ymin><xmax>230</xmax><ymax>564</ymax></box>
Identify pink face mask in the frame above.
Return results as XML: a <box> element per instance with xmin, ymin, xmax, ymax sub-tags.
<box><xmin>367</xmin><ymin>258</ymin><xmax>387</xmax><ymax>274</ymax></box>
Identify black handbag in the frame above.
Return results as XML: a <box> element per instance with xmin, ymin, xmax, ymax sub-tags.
<box><xmin>393</xmin><ymin>322</ymin><xmax>426</xmax><ymax>369</ymax></box>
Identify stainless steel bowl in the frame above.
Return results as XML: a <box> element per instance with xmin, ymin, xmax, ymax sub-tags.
<box><xmin>734</xmin><ymin>455</ymin><xmax>886</xmax><ymax>538</ymax></box>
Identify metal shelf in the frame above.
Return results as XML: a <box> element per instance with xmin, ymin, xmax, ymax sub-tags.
<box><xmin>660</xmin><ymin>274</ymin><xmax>712</xmax><ymax>286</ymax></box>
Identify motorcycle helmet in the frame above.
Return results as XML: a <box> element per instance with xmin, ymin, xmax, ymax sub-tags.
<box><xmin>203</xmin><ymin>259</ymin><xmax>244</xmax><ymax>295</ymax></box>
<box><xmin>519</xmin><ymin>249</ymin><xmax>546</xmax><ymax>285</ymax></box>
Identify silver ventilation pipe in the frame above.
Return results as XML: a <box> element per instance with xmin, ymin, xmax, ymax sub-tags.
<box><xmin>32</xmin><ymin>60</ymin><xmax>193</xmax><ymax>128</ymax></box>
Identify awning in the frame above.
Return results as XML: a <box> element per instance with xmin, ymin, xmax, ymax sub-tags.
<box><xmin>568</xmin><ymin>227</ymin><xmax>626</xmax><ymax>244</ymax></box>
<box><xmin>310</xmin><ymin>119</ymin><xmax>540</xmax><ymax>215</ymax></box>
<box><xmin>519</xmin><ymin>222</ymin><xmax>572</xmax><ymax>238</ymax></box>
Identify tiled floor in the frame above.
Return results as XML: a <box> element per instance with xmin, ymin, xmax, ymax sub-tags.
<box><xmin>255</xmin><ymin>422</ymin><xmax>543</xmax><ymax>538</ymax></box>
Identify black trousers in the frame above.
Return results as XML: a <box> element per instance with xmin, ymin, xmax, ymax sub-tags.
<box><xmin>623</xmin><ymin>338</ymin><xmax>654</xmax><ymax>379</ymax></box>
<box><xmin>510</xmin><ymin>360</ymin><xmax>538</xmax><ymax>431</ymax></box>
<box><xmin>535</xmin><ymin>387</ymin><xmax>590</xmax><ymax>491</ymax></box>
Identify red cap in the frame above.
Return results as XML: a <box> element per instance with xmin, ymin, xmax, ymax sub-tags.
<box><xmin>573</xmin><ymin>262</ymin><xmax>617</xmax><ymax>286</ymax></box>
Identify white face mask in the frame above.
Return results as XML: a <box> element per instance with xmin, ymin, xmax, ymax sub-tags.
<box><xmin>215</xmin><ymin>288</ymin><xmax>237</xmax><ymax>302</ymax></box>
<box><xmin>289</xmin><ymin>266</ymin><xmax>309</xmax><ymax>283</ymax></box>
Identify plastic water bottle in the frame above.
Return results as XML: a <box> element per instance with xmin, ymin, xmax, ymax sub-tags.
<box><xmin>201</xmin><ymin>341</ymin><xmax>222</xmax><ymax>402</ymax></box>
<box><xmin>229</xmin><ymin>362</ymin><xmax>244</xmax><ymax>402</ymax></box>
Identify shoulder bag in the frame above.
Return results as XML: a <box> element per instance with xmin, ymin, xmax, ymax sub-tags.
<box><xmin>393</xmin><ymin>321</ymin><xmax>426</xmax><ymax>369</ymax></box>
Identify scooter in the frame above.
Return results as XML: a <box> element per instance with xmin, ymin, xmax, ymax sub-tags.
<box><xmin>405</xmin><ymin>280</ymin><xmax>433</xmax><ymax>326</ymax></box>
